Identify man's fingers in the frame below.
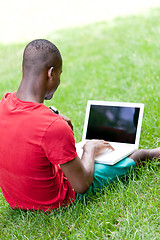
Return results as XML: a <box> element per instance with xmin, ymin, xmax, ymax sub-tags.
<box><xmin>95</xmin><ymin>140</ymin><xmax>115</xmax><ymax>151</ymax></box>
<box><xmin>103</xmin><ymin>142</ymin><xmax>115</xmax><ymax>151</ymax></box>
<box><xmin>87</xmin><ymin>139</ymin><xmax>115</xmax><ymax>155</ymax></box>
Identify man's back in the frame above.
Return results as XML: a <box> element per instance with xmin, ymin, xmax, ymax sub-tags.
<box><xmin>0</xmin><ymin>92</ymin><xmax>77</xmax><ymax>211</ymax></box>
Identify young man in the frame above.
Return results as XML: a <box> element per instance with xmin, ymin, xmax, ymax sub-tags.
<box><xmin>0</xmin><ymin>39</ymin><xmax>159</xmax><ymax>211</ymax></box>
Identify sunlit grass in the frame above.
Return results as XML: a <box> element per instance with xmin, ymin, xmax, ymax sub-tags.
<box><xmin>0</xmin><ymin>7</ymin><xmax>160</xmax><ymax>240</ymax></box>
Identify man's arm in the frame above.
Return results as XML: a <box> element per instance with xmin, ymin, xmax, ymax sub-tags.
<box><xmin>59</xmin><ymin>113</ymin><xmax>73</xmax><ymax>130</ymax></box>
<box><xmin>60</xmin><ymin>140</ymin><xmax>114</xmax><ymax>194</ymax></box>
<box><xmin>49</xmin><ymin>106</ymin><xmax>73</xmax><ymax>130</ymax></box>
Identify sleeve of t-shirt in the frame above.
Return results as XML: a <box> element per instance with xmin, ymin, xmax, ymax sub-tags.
<box><xmin>41</xmin><ymin>116</ymin><xmax>77</xmax><ymax>165</ymax></box>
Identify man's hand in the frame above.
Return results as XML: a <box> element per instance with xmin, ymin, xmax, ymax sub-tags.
<box><xmin>59</xmin><ymin>113</ymin><xmax>73</xmax><ymax>130</ymax></box>
<box><xmin>60</xmin><ymin>139</ymin><xmax>114</xmax><ymax>194</ymax></box>
<box><xmin>83</xmin><ymin>140</ymin><xmax>114</xmax><ymax>156</ymax></box>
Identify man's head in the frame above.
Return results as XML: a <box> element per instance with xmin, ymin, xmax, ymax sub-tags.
<box><xmin>23</xmin><ymin>39</ymin><xmax>62</xmax><ymax>75</ymax></box>
<box><xmin>22</xmin><ymin>39</ymin><xmax>62</xmax><ymax>101</ymax></box>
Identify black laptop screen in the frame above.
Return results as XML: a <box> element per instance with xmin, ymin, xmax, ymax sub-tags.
<box><xmin>86</xmin><ymin>105</ymin><xmax>140</xmax><ymax>144</ymax></box>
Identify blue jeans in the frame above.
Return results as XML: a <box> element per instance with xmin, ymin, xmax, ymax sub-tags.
<box><xmin>75</xmin><ymin>157</ymin><xmax>135</xmax><ymax>200</ymax></box>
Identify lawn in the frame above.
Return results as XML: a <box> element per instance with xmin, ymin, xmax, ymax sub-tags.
<box><xmin>0</xmin><ymin>7</ymin><xmax>160</xmax><ymax>240</ymax></box>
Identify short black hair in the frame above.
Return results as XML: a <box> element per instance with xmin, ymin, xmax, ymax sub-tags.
<box><xmin>23</xmin><ymin>39</ymin><xmax>62</xmax><ymax>74</ymax></box>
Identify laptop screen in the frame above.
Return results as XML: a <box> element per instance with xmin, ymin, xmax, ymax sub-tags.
<box><xmin>86</xmin><ymin>105</ymin><xmax>140</xmax><ymax>144</ymax></box>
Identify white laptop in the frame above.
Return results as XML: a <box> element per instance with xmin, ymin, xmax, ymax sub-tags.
<box><xmin>76</xmin><ymin>100</ymin><xmax>144</xmax><ymax>165</ymax></box>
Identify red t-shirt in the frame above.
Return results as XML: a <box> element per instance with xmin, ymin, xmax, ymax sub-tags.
<box><xmin>0</xmin><ymin>93</ymin><xmax>77</xmax><ymax>211</ymax></box>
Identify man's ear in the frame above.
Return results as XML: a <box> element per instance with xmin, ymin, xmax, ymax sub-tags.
<box><xmin>48</xmin><ymin>67</ymin><xmax>54</xmax><ymax>79</ymax></box>
<box><xmin>47</xmin><ymin>67</ymin><xmax>55</xmax><ymax>90</ymax></box>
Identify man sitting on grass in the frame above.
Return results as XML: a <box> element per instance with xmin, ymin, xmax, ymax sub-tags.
<box><xmin>0</xmin><ymin>39</ymin><xmax>159</xmax><ymax>211</ymax></box>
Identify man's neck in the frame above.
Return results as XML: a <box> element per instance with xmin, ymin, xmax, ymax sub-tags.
<box><xmin>16</xmin><ymin>81</ymin><xmax>45</xmax><ymax>103</ymax></box>
<box><xmin>15</xmin><ymin>91</ymin><xmax>44</xmax><ymax>103</ymax></box>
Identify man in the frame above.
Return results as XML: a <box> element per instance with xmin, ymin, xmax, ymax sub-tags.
<box><xmin>0</xmin><ymin>39</ymin><xmax>159</xmax><ymax>211</ymax></box>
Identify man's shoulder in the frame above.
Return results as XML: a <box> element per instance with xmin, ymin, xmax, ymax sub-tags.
<box><xmin>42</xmin><ymin>113</ymin><xmax>74</xmax><ymax>144</ymax></box>
<box><xmin>37</xmin><ymin>105</ymin><xmax>62</xmax><ymax>122</ymax></box>
<box><xmin>46</xmin><ymin>114</ymin><xmax>71</xmax><ymax>132</ymax></box>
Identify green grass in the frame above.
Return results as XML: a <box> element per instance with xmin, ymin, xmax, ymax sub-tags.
<box><xmin>0</xmin><ymin>7</ymin><xmax>160</xmax><ymax>240</ymax></box>
<box><xmin>0</xmin><ymin>165</ymin><xmax>159</xmax><ymax>239</ymax></box>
